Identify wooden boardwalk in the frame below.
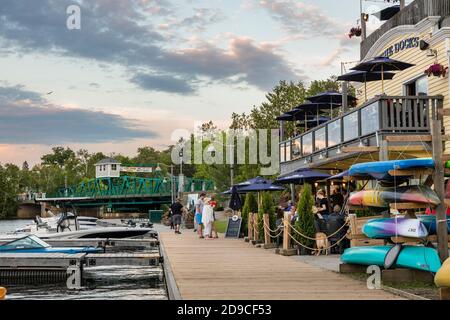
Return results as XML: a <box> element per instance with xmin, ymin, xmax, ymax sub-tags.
<box><xmin>160</xmin><ymin>231</ymin><xmax>404</xmax><ymax>300</ymax></box>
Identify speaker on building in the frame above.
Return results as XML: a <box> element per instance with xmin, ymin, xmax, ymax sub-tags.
<box><xmin>419</xmin><ymin>40</ymin><xmax>429</xmax><ymax>51</ymax></box>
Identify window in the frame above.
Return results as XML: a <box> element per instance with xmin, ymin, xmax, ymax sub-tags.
<box><xmin>111</xmin><ymin>164</ymin><xmax>117</xmax><ymax>171</ymax></box>
<box><xmin>302</xmin><ymin>133</ymin><xmax>312</xmax><ymax>155</ymax></box>
<box><xmin>404</xmin><ymin>75</ymin><xmax>428</xmax><ymax>96</ymax></box>
<box><xmin>292</xmin><ymin>138</ymin><xmax>301</xmax><ymax>158</ymax></box>
<box><xmin>99</xmin><ymin>165</ymin><xmax>102</xmax><ymax>171</ymax></box>
<box><xmin>314</xmin><ymin>127</ymin><xmax>326</xmax><ymax>151</ymax></box>
<box><xmin>361</xmin><ymin>102</ymin><xmax>379</xmax><ymax>136</ymax></box>
<box><xmin>285</xmin><ymin>142</ymin><xmax>291</xmax><ymax>162</ymax></box>
<box><xmin>343</xmin><ymin>112</ymin><xmax>359</xmax><ymax>141</ymax></box>
<box><xmin>327</xmin><ymin>119</ymin><xmax>341</xmax><ymax>147</ymax></box>
<box><xmin>280</xmin><ymin>144</ymin><xmax>286</xmax><ymax>163</ymax></box>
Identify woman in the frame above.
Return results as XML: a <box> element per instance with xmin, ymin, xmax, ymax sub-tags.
<box><xmin>201</xmin><ymin>198</ymin><xmax>215</xmax><ymax>239</ymax></box>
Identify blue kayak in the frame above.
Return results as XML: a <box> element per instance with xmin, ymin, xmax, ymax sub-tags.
<box><xmin>0</xmin><ymin>235</ymin><xmax>101</xmax><ymax>254</ymax></box>
<box><xmin>362</xmin><ymin>217</ymin><xmax>429</xmax><ymax>239</ymax></box>
<box><xmin>341</xmin><ymin>245</ymin><xmax>442</xmax><ymax>273</ymax></box>
<box><xmin>417</xmin><ymin>215</ymin><xmax>450</xmax><ymax>235</ymax></box>
<box><xmin>349</xmin><ymin>158</ymin><xmax>435</xmax><ymax>181</ymax></box>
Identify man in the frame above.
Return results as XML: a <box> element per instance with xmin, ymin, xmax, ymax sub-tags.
<box><xmin>330</xmin><ymin>188</ymin><xmax>344</xmax><ymax>208</ymax></box>
<box><xmin>195</xmin><ymin>192</ymin><xmax>206</xmax><ymax>238</ymax></box>
<box><xmin>170</xmin><ymin>197</ymin><xmax>184</xmax><ymax>234</ymax></box>
<box><xmin>327</xmin><ymin>205</ymin><xmax>347</xmax><ymax>254</ymax></box>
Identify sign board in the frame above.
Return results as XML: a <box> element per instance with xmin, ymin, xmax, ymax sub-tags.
<box><xmin>225</xmin><ymin>215</ymin><xmax>242</xmax><ymax>238</ymax></box>
<box><xmin>382</xmin><ymin>37</ymin><xmax>419</xmax><ymax>57</ymax></box>
<box><xmin>121</xmin><ymin>167</ymin><xmax>154</xmax><ymax>173</ymax></box>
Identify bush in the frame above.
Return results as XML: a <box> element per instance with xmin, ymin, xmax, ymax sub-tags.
<box><xmin>241</xmin><ymin>193</ymin><xmax>258</xmax><ymax>236</ymax></box>
<box><xmin>257</xmin><ymin>192</ymin><xmax>275</xmax><ymax>241</ymax></box>
<box><xmin>294</xmin><ymin>184</ymin><xmax>315</xmax><ymax>250</ymax></box>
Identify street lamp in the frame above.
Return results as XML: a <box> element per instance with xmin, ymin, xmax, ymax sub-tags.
<box><xmin>156</xmin><ymin>163</ymin><xmax>175</xmax><ymax>204</ymax></box>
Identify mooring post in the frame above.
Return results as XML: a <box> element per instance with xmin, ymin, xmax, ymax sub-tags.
<box><xmin>282</xmin><ymin>212</ymin><xmax>291</xmax><ymax>251</ymax></box>
<box><xmin>263</xmin><ymin>214</ymin><xmax>270</xmax><ymax>246</ymax></box>
<box><xmin>432</xmin><ymin>119</ymin><xmax>449</xmax><ymax>262</ymax></box>
<box><xmin>253</xmin><ymin>213</ymin><xmax>259</xmax><ymax>242</ymax></box>
<box><xmin>247</xmin><ymin>213</ymin><xmax>254</xmax><ymax>241</ymax></box>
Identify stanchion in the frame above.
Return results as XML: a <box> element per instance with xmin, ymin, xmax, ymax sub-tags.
<box><xmin>280</xmin><ymin>212</ymin><xmax>296</xmax><ymax>256</ymax></box>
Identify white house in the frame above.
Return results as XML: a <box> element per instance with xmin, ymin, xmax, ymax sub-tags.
<box><xmin>95</xmin><ymin>158</ymin><xmax>121</xmax><ymax>178</ymax></box>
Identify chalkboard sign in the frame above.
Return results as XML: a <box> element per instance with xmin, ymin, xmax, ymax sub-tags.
<box><xmin>225</xmin><ymin>215</ymin><xmax>242</xmax><ymax>238</ymax></box>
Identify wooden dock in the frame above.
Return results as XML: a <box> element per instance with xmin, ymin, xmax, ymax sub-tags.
<box><xmin>159</xmin><ymin>231</ymin><xmax>404</xmax><ymax>300</ymax></box>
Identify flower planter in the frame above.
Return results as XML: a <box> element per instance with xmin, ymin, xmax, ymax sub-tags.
<box><xmin>425</xmin><ymin>63</ymin><xmax>448</xmax><ymax>78</ymax></box>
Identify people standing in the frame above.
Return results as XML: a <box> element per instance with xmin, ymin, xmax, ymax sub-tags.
<box><xmin>201</xmin><ymin>198</ymin><xmax>215</xmax><ymax>239</ymax></box>
<box><xmin>170</xmin><ymin>197</ymin><xmax>184</xmax><ymax>234</ymax></box>
<box><xmin>209</xmin><ymin>196</ymin><xmax>219</xmax><ymax>239</ymax></box>
<box><xmin>316</xmin><ymin>189</ymin><xmax>329</xmax><ymax>221</ymax></box>
<box><xmin>195</xmin><ymin>192</ymin><xmax>206</xmax><ymax>238</ymax></box>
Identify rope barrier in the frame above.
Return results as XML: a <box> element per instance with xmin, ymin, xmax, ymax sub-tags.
<box><xmin>286</xmin><ymin>219</ymin><xmax>350</xmax><ymax>241</ymax></box>
<box><xmin>287</xmin><ymin>230</ymin><xmax>349</xmax><ymax>252</ymax></box>
<box><xmin>263</xmin><ymin>221</ymin><xmax>283</xmax><ymax>239</ymax></box>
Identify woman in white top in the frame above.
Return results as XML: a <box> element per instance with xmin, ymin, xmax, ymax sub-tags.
<box><xmin>201</xmin><ymin>198</ymin><xmax>215</xmax><ymax>239</ymax></box>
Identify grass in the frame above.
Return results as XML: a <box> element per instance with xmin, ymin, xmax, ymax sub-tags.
<box><xmin>214</xmin><ymin>220</ymin><xmax>228</xmax><ymax>233</ymax></box>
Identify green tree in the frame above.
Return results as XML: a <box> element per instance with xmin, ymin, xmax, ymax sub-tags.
<box><xmin>0</xmin><ymin>164</ymin><xmax>20</xmax><ymax>219</ymax></box>
<box><xmin>257</xmin><ymin>192</ymin><xmax>275</xmax><ymax>241</ymax></box>
<box><xmin>241</xmin><ymin>192</ymin><xmax>258</xmax><ymax>236</ymax></box>
<box><xmin>294</xmin><ymin>184</ymin><xmax>316</xmax><ymax>251</ymax></box>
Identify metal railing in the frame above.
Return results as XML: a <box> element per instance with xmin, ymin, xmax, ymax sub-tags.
<box><xmin>279</xmin><ymin>95</ymin><xmax>443</xmax><ymax>164</ymax></box>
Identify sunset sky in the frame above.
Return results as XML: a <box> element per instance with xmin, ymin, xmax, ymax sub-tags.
<box><xmin>0</xmin><ymin>0</ymin><xmax>405</xmax><ymax>166</ymax></box>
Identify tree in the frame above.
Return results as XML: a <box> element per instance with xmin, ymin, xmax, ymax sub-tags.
<box><xmin>257</xmin><ymin>192</ymin><xmax>275</xmax><ymax>241</ymax></box>
<box><xmin>241</xmin><ymin>192</ymin><xmax>258</xmax><ymax>236</ymax></box>
<box><xmin>294</xmin><ymin>184</ymin><xmax>316</xmax><ymax>252</ymax></box>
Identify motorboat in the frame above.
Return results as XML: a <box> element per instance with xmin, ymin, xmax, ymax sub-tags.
<box><xmin>0</xmin><ymin>235</ymin><xmax>101</xmax><ymax>254</ymax></box>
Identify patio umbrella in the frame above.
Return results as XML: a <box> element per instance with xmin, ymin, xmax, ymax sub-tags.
<box><xmin>351</xmin><ymin>56</ymin><xmax>414</xmax><ymax>93</ymax></box>
<box><xmin>337</xmin><ymin>70</ymin><xmax>396</xmax><ymax>101</ymax></box>
<box><xmin>306</xmin><ymin>90</ymin><xmax>357</xmax><ymax>105</ymax></box>
<box><xmin>296</xmin><ymin>116</ymin><xmax>330</xmax><ymax>130</ymax></box>
<box><xmin>373</xmin><ymin>5</ymin><xmax>400</xmax><ymax>21</ymax></box>
<box><xmin>229</xmin><ymin>186</ymin><xmax>243</xmax><ymax>211</ymax></box>
<box><xmin>222</xmin><ymin>176</ymin><xmax>272</xmax><ymax>194</ymax></box>
<box><xmin>275</xmin><ymin>169</ymin><xmax>331</xmax><ymax>184</ymax></box>
<box><xmin>326</xmin><ymin>170</ymin><xmax>349</xmax><ymax>181</ymax></box>
<box><xmin>295</xmin><ymin>102</ymin><xmax>340</xmax><ymax>128</ymax></box>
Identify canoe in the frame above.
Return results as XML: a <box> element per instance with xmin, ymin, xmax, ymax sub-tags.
<box><xmin>349</xmin><ymin>158</ymin><xmax>435</xmax><ymax>181</ymax></box>
<box><xmin>362</xmin><ymin>217</ymin><xmax>428</xmax><ymax>239</ymax></box>
<box><xmin>0</xmin><ymin>287</ymin><xmax>6</xmax><ymax>300</ymax></box>
<box><xmin>341</xmin><ymin>245</ymin><xmax>442</xmax><ymax>273</ymax></box>
<box><xmin>348</xmin><ymin>185</ymin><xmax>440</xmax><ymax>208</ymax></box>
<box><xmin>417</xmin><ymin>215</ymin><xmax>450</xmax><ymax>235</ymax></box>
<box><xmin>435</xmin><ymin>257</ymin><xmax>450</xmax><ymax>287</ymax></box>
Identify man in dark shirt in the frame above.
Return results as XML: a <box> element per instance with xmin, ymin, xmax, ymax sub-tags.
<box><xmin>170</xmin><ymin>198</ymin><xmax>184</xmax><ymax>234</ymax></box>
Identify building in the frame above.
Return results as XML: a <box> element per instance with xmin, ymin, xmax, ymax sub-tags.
<box><xmin>279</xmin><ymin>0</ymin><xmax>449</xmax><ymax>177</ymax></box>
<box><xmin>95</xmin><ymin>158</ymin><xmax>121</xmax><ymax>178</ymax></box>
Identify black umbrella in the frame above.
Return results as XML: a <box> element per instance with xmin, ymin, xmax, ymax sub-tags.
<box><xmin>373</xmin><ymin>5</ymin><xmax>400</xmax><ymax>21</ymax></box>
<box><xmin>229</xmin><ymin>186</ymin><xmax>242</xmax><ymax>211</ymax></box>
<box><xmin>296</xmin><ymin>116</ymin><xmax>330</xmax><ymax>129</ymax></box>
<box><xmin>275</xmin><ymin>169</ymin><xmax>331</xmax><ymax>184</ymax></box>
<box><xmin>337</xmin><ymin>70</ymin><xmax>396</xmax><ymax>101</ymax></box>
<box><xmin>351</xmin><ymin>56</ymin><xmax>414</xmax><ymax>93</ymax></box>
<box><xmin>295</xmin><ymin>102</ymin><xmax>340</xmax><ymax>128</ymax></box>
<box><xmin>306</xmin><ymin>91</ymin><xmax>357</xmax><ymax>104</ymax></box>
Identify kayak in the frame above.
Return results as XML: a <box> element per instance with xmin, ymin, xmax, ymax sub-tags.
<box><xmin>341</xmin><ymin>245</ymin><xmax>442</xmax><ymax>273</ymax></box>
<box><xmin>348</xmin><ymin>185</ymin><xmax>440</xmax><ymax>208</ymax></box>
<box><xmin>349</xmin><ymin>158</ymin><xmax>435</xmax><ymax>181</ymax></box>
<box><xmin>0</xmin><ymin>287</ymin><xmax>6</xmax><ymax>300</ymax></box>
<box><xmin>435</xmin><ymin>257</ymin><xmax>450</xmax><ymax>287</ymax></box>
<box><xmin>417</xmin><ymin>215</ymin><xmax>450</xmax><ymax>235</ymax></box>
<box><xmin>362</xmin><ymin>217</ymin><xmax>428</xmax><ymax>239</ymax></box>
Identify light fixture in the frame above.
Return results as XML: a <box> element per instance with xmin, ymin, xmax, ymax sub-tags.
<box><xmin>427</xmin><ymin>49</ymin><xmax>438</xmax><ymax>58</ymax></box>
<box><xmin>419</xmin><ymin>40</ymin><xmax>430</xmax><ymax>51</ymax></box>
<box><xmin>318</xmin><ymin>153</ymin><xmax>324</xmax><ymax>160</ymax></box>
<box><xmin>314</xmin><ymin>182</ymin><xmax>319</xmax><ymax>188</ymax></box>
<box><xmin>362</xmin><ymin>13</ymin><xmax>369</xmax><ymax>22</ymax></box>
<box><xmin>342</xmin><ymin>183</ymin><xmax>346</xmax><ymax>188</ymax></box>
<box><xmin>336</xmin><ymin>147</ymin><xmax>342</xmax><ymax>155</ymax></box>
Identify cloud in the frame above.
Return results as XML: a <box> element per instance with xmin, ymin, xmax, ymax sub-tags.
<box><xmin>0</xmin><ymin>85</ymin><xmax>156</xmax><ymax>144</ymax></box>
<box><xmin>130</xmin><ymin>73</ymin><xmax>196</xmax><ymax>94</ymax></box>
<box><xmin>257</xmin><ymin>0</ymin><xmax>347</xmax><ymax>38</ymax></box>
<box><xmin>0</xmin><ymin>0</ymin><xmax>302</xmax><ymax>92</ymax></box>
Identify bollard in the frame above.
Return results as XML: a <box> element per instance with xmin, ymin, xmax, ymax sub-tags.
<box><xmin>247</xmin><ymin>213</ymin><xmax>254</xmax><ymax>241</ymax></box>
<box><xmin>253</xmin><ymin>213</ymin><xmax>259</xmax><ymax>243</ymax></box>
<box><xmin>263</xmin><ymin>214</ymin><xmax>270</xmax><ymax>246</ymax></box>
<box><xmin>282</xmin><ymin>212</ymin><xmax>290</xmax><ymax>251</ymax></box>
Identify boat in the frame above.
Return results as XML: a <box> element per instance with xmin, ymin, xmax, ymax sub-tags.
<box><xmin>0</xmin><ymin>287</ymin><xmax>5</xmax><ymax>300</ymax></box>
<box><xmin>349</xmin><ymin>158</ymin><xmax>435</xmax><ymax>181</ymax></box>
<box><xmin>341</xmin><ymin>245</ymin><xmax>442</xmax><ymax>273</ymax></box>
<box><xmin>417</xmin><ymin>215</ymin><xmax>450</xmax><ymax>234</ymax></box>
<box><xmin>348</xmin><ymin>185</ymin><xmax>440</xmax><ymax>208</ymax></box>
<box><xmin>0</xmin><ymin>235</ymin><xmax>101</xmax><ymax>254</ymax></box>
<box><xmin>435</xmin><ymin>257</ymin><xmax>450</xmax><ymax>287</ymax></box>
<box><xmin>362</xmin><ymin>217</ymin><xmax>428</xmax><ymax>239</ymax></box>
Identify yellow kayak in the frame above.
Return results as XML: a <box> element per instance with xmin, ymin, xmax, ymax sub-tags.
<box><xmin>0</xmin><ymin>287</ymin><xmax>6</xmax><ymax>300</ymax></box>
<box><xmin>435</xmin><ymin>258</ymin><xmax>450</xmax><ymax>288</ymax></box>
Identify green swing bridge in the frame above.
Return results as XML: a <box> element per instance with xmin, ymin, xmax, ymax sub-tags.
<box><xmin>33</xmin><ymin>175</ymin><xmax>214</xmax><ymax>212</ymax></box>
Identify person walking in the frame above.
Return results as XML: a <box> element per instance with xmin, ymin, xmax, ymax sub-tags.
<box><xmin>170</xmin><ymin>197</ymin><xmax>184</xmax><ymax>234</ymax></box>
<box><xmin>195</xmin><ymin>192</ymin><xmax>206</xmax><ymax>238</ymax></box>
<box><xmin>209</xmin><ymin>195</ymin><xmax>219</xmax><ymax>239</ymax></box>
<box><xmin>201</xmin><ymin>197</ymin><xmax>215</xmax><ymax>239</ymax></box>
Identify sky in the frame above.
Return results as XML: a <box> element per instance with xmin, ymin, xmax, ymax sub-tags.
<box><xmin>0</xmin><ymin>0</ymin><xmax>402</xmax><ymax>166</ymax></box>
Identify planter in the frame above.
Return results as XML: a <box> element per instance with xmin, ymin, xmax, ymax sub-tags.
<box><xmin>425</xmin><ymin>63</ymin><xmax>448</xmax><ymax>78</ymax></box>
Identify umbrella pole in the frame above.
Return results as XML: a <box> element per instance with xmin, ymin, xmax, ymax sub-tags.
<box><xmin>381</xmin><ymin>65</ymin><xmax>385</xmax><ymax>93</ymax></box>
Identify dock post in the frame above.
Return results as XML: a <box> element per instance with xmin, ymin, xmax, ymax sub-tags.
<box><xmin>253</xmin><ymin>213</ymin><xmax>259</xmax><ymax>243</ymax></box>
<box><xmin>247</xmin><ymin>213</ymin><xmax>254</xmax><ymax>241</ymax></box>
<box><xmin>432</xmin><ymin>119</ymin><xmax>449</xmax><ymax>262</ymax></box>
<box><xmin>279</xmin><ymin>212</ymin><xmax>296</xmax><ymax>255</ymax></box>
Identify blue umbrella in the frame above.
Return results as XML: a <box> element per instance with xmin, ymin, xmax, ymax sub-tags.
<box><xmin>238</xmin><ymin>183</ymin><xmax>285</xmax><ymax>193</ymax></box>
<box><xmin>337</xmin><ymin>70</ymin><xmax>396</xmax><ymax>101</ymax></box>
<box><xmin>275</xmin><ymin>169</ymin><xmax>331</xmax><ymax>184</ymax></box>
<box><xmin>222</xmin><ymin>177</ymin><xmax>272</xmax><ymax>194</ymax></box>
<box><xmin>306</xmin><ymin>90</ymin><xmax>357</xmax><ymax>104</ymax></box>
<box><xmin>351</xmin><ymin>56</ymin><xmax>414</xmax><ymax>92</ymax></box>
<box><xmin>326</xmin><ymin>170</ymin><xmax>349</xmax><ymax>181</ymax></box>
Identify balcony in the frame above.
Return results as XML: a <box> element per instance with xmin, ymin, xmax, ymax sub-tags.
<box><xmin>360</xmin><ymin>0</ymin><xmax>450</xmax><ymax>59</ymax></box>
<box><xmin>279</xmin><ymin>95</ymin><xmax>443</xmax><ymax>175</ymax></box>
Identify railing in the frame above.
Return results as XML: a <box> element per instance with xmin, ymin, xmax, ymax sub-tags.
<box><xmin>279</xmin><ymin>95</ymin><xmax>443</xmax><ymax>164</ymax></box>
<box><xmin>46</xmin><ymin>176</ymin><xmax>215</xmax><ymax>199</ymax></box>
<box><xmin>361</xmin><ymin>0</ymin><xmax>450</xmax><ymax>59</ymax></box>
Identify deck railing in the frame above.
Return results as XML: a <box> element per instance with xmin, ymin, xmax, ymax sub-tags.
<box><xmin>360</xmin><ymin>0</ymin><xmax>450</xmax><ymax>59</ymax></box>
<box><xmin>279</xmin><ymin>95</ymin><xmax>443</xmax><ymax>164</ymax></box>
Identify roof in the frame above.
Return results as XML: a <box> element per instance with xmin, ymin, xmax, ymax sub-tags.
<box><xmin>95</xmin><ymin>157</ymin><xmax>121</xmax><ymax>165</ymax></box>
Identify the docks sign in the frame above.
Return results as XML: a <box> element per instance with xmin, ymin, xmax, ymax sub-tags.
<box><xmin>382</xmin><ymin>37</ymin><xmax>420</xmax><ymax>57</ymax></box>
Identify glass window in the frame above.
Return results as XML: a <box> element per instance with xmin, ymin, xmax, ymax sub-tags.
<box><xmin>280</xmin><ymin>144</ymin><xmax>286</xmax><ymax>163</ymax></box>
<box><xmin>327</xmin><ymin>119</ymin><xmax>341</xmax><ymax>147</ymax></box>
<box><xmin>112</xmin><ymin>164</ymin><xmax>117</xmax><ymax>171</ymax></box>
<box><xmin>361</xmin><ymin>102</ymin><xmax>379</xmax><ymax>136</ymax></box>
<box><xmin>302</xmin><ymin>133</ymin><xmax>312</xmax><ymax>155</ymax></box>
<box><xmin>285</xmin><ymin>142</ymin><xmax>291</xmax><ymax>162</ymax></box>
<box><xmin>314</xmin><ymin>127</ymin><xmax>326</xmax><ymax>151</ymax></box>
<box><xmin>416</xmin><ymin>76</ymin><xmax>428</xmax><ymax>95</ymax></box>
<box><xmin>343</xmin><ymin>112</ymin><xmax>359</xmax><ymax>141</ymax></box>
<box><xmin>292</xmin><ymin>138</ymin><xmax>301</xmax><ymax>159</ymax></box>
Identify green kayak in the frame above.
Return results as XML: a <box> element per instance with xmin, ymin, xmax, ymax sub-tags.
<box><xmin>341</xmin><ymin>245</ymin><xmax>442</xmax><ymax>273</ymax></box>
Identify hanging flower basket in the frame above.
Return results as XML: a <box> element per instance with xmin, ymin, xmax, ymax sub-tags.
<box><xmin>424</xmin><ymin>63</ymin><xmax>448</xmax><ymax>77</ymax></box>
<box><xmin>348</xmin><ymin>27</ymin><xmax>362</xmax><ymax>39</ymax></box>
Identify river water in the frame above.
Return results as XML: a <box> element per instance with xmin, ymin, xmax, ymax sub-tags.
<box><xmin>0</xmin><ymin>220</ymin><xmax>168</xmax><ymax>300</ymax></box>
